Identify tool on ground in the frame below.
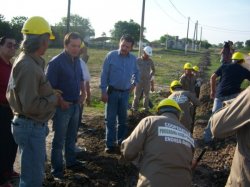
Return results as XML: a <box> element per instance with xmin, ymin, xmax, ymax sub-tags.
<box><xmin>191</xmin><ymin>147</ymin><xmax>207</xmax><ymax>170</ymax></box>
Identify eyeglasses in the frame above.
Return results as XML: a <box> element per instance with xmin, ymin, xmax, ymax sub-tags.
<box><xmin>6</xmin><ymin>42</ymin><xmax>18</xmax><ymax>49</ymax></box>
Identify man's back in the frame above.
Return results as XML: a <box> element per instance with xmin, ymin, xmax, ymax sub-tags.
<box><xmin>122</xmin><ymin>113</ymin><xmax>194</xmax><ymax>187</ymax></box>
<box><xmin>215</xmin><ymin>63</ymin><xmax>250</xmax><ymax>98</ymax></box>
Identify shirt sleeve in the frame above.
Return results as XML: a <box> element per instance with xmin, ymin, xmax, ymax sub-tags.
<box><xmin>100</xmin><ymin>54</ymin><xmax>110</xmax><ymax>93</ymax></box>
<box><xmin>121</xmin><ymin>117</ymin><xmax>149</xmax><ymax>161</ymax></box>
<box><xmin>15</xmin><ymin>61</ymin><xmax>56</xmax><ymax>115</ymax></box>
<box><xmin>210</xmin><ymin>86</ymin><xmax>250</xmax><ymax>138</ymax></box>
<box><xmin>45</xmin><ymin>60</ymin><xmax>58</xmax><ymax>88</ymax></box>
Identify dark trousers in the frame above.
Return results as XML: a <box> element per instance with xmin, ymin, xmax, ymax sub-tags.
<box><xmin>0</xmin><ymin>105</ymin><xmax>18</xmax><ymax>184</ymax></box>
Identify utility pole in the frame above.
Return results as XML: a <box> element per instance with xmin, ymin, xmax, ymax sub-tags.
<box><xmin>66</xmin><ymin>0</ymin><xmax>71</xmax><ymax>34</ymax></box>
<box><xmin>195</xmin><ymin>21</ymin><xmax>198</xmax><ymax>51</ymax></box>
<box><xmin>199</xmin><ymin>27</ymin><xmax>202</xmax><ymax>50</ymax></box>
<box><xmin>138</xmin><ymin>0</ymin><xmax>146</xmax><ymax>57</ymax></box>
<box><xmin>191</xmin><ymin>22</ymin><xmax>195</xmax><ymax>50</ymax></box>
<box><xmin>185</xmin><ymin>17</ymin><xmax>190</xmax><ymax>54</ymax></box>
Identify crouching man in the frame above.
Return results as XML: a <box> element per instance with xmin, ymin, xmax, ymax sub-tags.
<box><xmin>210</xmin><ymin>86</ymin><xmax>250</xmax><ymax>187</ymax></box>
<box><xmin>121</xmin><ymin>98</ymin><xmax>195</xmax><ymax>187</ymax></box>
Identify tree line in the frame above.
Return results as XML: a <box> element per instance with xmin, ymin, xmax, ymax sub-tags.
<box><xmin>1</xmin><ymin>14</ymin><xmax>249</xmax><ymax>49</ymax></box>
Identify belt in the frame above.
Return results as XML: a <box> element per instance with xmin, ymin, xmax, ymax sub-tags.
<box><xmin>67</xmin><ymin>100</ymin><xmax>79</xmax><ymax>104</ymax></box>
<box><xmin>111</xmin><ymin>87</ymin><xmax>130</xmax><ymax>92</ymax></box>
<box><xmin>16</xmin><ymin>114</ymin><xmax>33</xmax><ymax>120</ymax></box>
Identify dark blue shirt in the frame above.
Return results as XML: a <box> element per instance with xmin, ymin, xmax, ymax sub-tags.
<box><xmin>215</xmin><ymin>63</ymin><xmax>250</xmax><ymax>98</ymax></box>
<box><xmin>46</xmin><ymin>51</ymin><xmax>83</xmax><ymax>102</ymax></box>
<box><xmin>100</xmin><ymin>50</ymin><xmax>139</xmax><ymax>93</ymax></box>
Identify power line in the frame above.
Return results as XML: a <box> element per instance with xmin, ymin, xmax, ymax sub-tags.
<box><xmin>165</xmin><ymin>0</ymin><xmax>250</xmax><ymax>34</ymax></box>
<box><xmin>168</xmin><ymin>0</ymin><xmax>187</xmax><ymax>19</ymax></box>
<box><xmin>153</xmin><ymin>0</ymin><xmax>185</xmax><ymax>25</ymax></box>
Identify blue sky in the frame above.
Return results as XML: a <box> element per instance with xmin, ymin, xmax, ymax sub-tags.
<box><xmin>1</xmin><ymin>0</ymin><xmax>250</xmax><ymax>45</ymax></box>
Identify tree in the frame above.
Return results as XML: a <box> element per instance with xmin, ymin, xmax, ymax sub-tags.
<box><xmin>234</xmin><ymin>41</ymin><xmax>244</xmax><ymax>49</ymax></box>
<box><xmin>10</xmin><ymin>16</ymin><xmax>27</xmax><ymax>42</ymax></box>
<box><xmin>0</xmin><ymin>14</ymin><xmax>12</xmax><ymax>38</ymax></box>
<box><xmin>245</xmin><ymin>40</ymin><xmax>250</xmax><ymax>48</ymax></box>
<box><xmin>110</xmin><ymin>19</ymin><xmax>141</xmax><ymax>42</ymax></box>
<box><xmin>56</xmin><ymin>14</ymin><xmax>95</xmax><ymax>38</ymax></box>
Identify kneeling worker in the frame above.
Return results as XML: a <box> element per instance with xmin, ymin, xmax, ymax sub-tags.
<box><xmin>121</xmin><ymin>98</ymin><xmax>195</xmax><ymax>187</ymax></box>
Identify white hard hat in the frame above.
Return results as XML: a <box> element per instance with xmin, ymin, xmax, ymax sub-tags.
<box><xmin>143</xmin><ymin>46</ymin><xmax>153</xmax><ymax>56</ymax></box>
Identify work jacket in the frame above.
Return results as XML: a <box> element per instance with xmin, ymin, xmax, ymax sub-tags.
<box><xmin>210</xmin><ymin>86</ymin><xmax>250</xmax><ymax>187</ymax></box>
<box><xmin>121</xmin><ymin>113</ymin><xmax>194</xmax><ymax>187</ymax></box>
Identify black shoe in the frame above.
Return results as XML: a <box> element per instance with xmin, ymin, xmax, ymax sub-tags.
<box><xmin>66</xmin><ymin>160</ymin><xmax>86</xmax><ymax>169</ymax></box>
<box><xmin>104</xmin><ymin>146</ymin><xmax>121</xmax><ymax>154</ymax></box>
<box><xmin>52</xmin><ymin>174</ymin><xmax>64</xmax><ymax>181</ymax></box>
<box><xmin>104</xmin><ymin>147</ymin><xmax>116</xmax><ymax>154</ymax></box>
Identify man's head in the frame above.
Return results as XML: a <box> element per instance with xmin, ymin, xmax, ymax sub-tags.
<box><xmin>143</xmin><ymin>46</ymin><xmax>153</xmax><ymax>57</ymax></box>
<box><xmin>157</xmin><ymin>98</ymin><xmax>182</xmax><ymax>119</ymax></box>
<box><xmin>20</xmin><ymin>16</ymin><xmax>54</xmax><ymax>55</ymax></box>
<box><xmin>170</xmin><ymin>80</ymin><xmax>182</xmax><ymax>93</ymax></box>
<box><xmin>231</xmin><ymin>52</ymin><xmax>245</xmax><ymax>64</ymax></box>
<box><xmin>119</xmin><ymin>34</ymin><xmax>134</xmax><ymax>56</ymax></box>
<box><xmin>183</xmin><ymin>62</ymin><xmax>193</xmax><ymax>75</ymax></box>
<box><xmin>64</xmin><ymin>32</ymin><xmax>82</xmax><ymax>58</ymax></box>
<box><xmin>0</xmin><ymin>36</ymin><xmax>17</xmax><ymax>60</ymax></box>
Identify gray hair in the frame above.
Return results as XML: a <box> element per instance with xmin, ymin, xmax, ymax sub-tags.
<box><xmin>20</xmin><ymin>33</ymin><xmax>49</xmax><ymax>53</ymax></box>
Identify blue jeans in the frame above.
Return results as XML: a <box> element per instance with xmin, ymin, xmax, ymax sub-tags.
<box><xmin>203</xmin><ymin>94</ymin><xmax>238</xmax><ymax>143</ymax></box>
<box><xmin>11</xmin><ymin>116</ymin><xmax>47</xmax><ymax>187</ymax></box>
<box><xmin>105</xmin><ymin>90</ymin><xmax>129</xmax><ymax>148</ymax></box>
<box><xmin>51</xmin><ymin>104</ymin><xmax>79</xmax><ymax>177</ymax></box>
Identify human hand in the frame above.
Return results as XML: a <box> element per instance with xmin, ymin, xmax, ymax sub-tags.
<box><xmin>101</xmin><ymin>92</ymin><xmax>108</xmax><ymax>103</ymax></box>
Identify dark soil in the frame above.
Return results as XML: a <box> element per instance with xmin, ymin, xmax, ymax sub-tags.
<box><xmin>42</xmin><ymin>51</ymin><xmax>236</xmax><ymax>187</ymax></box>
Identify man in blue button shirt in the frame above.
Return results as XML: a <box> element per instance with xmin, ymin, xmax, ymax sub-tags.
<box><xmin>100</xmin><ymin>34</ymin><xmax>139</xmax><ymax>154</ymax></box>
<box><xmin>46</xmin><ymin>32</ymin><xmax>85</xmax><ymax>179</ymax></box>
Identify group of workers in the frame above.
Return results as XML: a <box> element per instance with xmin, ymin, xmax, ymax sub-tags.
<box><xmin>0</xmin><ymin>14</ymin><xmax>249</xmax><ymax>187</ymax></box>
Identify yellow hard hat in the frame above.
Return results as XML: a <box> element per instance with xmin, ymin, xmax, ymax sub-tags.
<box><xmin>157</xmin><ymin>98</ymin><xmax>182</xmax><ymax>113</ymax></box>
<box><xmin>80</xmin><ymin>42</ymin><xmax>85</xmax><ymax>49</ymax></box>
<box><xmin>232</xmin><ymin>52</ymin><xmax>244</xmax><ymax>60</ymax></box>
<box><xmin>193</xmin><ymin>65</ymin><xmax>199</xmax><ymax>72</ymax></box>
<box><xmin>21</xmin><ymin>16</ymin><xmax>55</xmax><ymax>40</ymax></box>
<box><xmin>184</xmin><ymin>62</ymin><xmax>193</xmax><ymax>70</ymax></box>
<box><xmin>170</xmin><ymin>80</ymin><xmax>182</xmax><ymax>93</ymax></box>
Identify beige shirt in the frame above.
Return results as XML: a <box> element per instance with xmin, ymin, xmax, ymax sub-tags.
<box><xmin>121</xmin><ymin>113</ymin><xmax>194</xmax><ymax>187</ymax></box>
<box><xmin>179</xmin><ymin>74</ymin><xmax>196</xmax><ymax>94</ymax></box>
<box><xmin>210</xmin><ymin>86</ymin><xmax>250</xmax><ymax>187</ymax></box>
<box><xmin>136</xmin><ymin>57</ymin><xmax>155</xmax><ymax>82</ymax></box>
<box><xmin>6</xmin><ymin>52</ymin><xmax>57</xmax><ymax>122</ymax></box>
<box><xmin>168</xmin><ymin>90</ymin><xmax>200</xmax><ymax>131</ymax></box>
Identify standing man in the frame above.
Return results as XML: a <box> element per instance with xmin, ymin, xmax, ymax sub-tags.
<box><xmin>75</xmin><ymin>41</ymin><xmax>91</xmax><ymax>153</ymax></box>
<box><xmin>210</xmin><ymin>86</ymin><xmax>250</xmax><ymax>187</ymax></box>
<box><xmin>6</xmin><ymin>16</ymin><xmax>58</xmax><ymax>187</ymax></box>
<box><xmin>46</xmin><ymin>32</ymin><xmax>85</xmax><ymax>179</ymax></box>
<box><xmin>204</xmin><ymin>52</ymin><xmax>250</xmax><ymax>144</ymax></box>
<box><xmin>121</xmin><ymin>98</ymin><xmax>195</xmax><ymax>187</ymax></box>
<box><xmin>0</xmin><ymin>36</ymin><xmax>18</xmax><ymax>187</ymax></box>
<box><xmin>131</xmin><ymin>46</ymin><xmax>155</xmax><ymax>112</ymax></box>
<box><xmin>100</xmin><ymin>34</ymin><xmax>139</xmax><ymax>154</ymax></box>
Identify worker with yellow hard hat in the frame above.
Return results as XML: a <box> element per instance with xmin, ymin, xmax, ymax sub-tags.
<box><xmin>204</xmin><ymin>51</ymin><xmax>250</xmax><ymax>144</ymax></box>
<box><xmin>192</xmin><ymin>65</ymin><xmax>203</xmax><ymax>98</ymax></box>
<box><xmin>6</xmin><ymin>16</ymin><xmax>59</xmax><ymax>187</ymax></box>
<box><xmin>179</xmin><ymin>62</ymin><xmax>196</xmax><ymax>94</ymax></box>
<box><xmin>168</xmin><ymin>80</ymin><xmax>200</xmax><ymax>132</ymax></box>
<box><xmin>121</xmin><ymin>98</ymin><xmax>194</xmax><ymax>186</ymax></box>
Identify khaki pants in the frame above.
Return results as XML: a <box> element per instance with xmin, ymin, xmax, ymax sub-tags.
<box><xmin>132</xmin><ymin>80</ymin><xmax>151</xmax><ymax>111</ymax></box>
